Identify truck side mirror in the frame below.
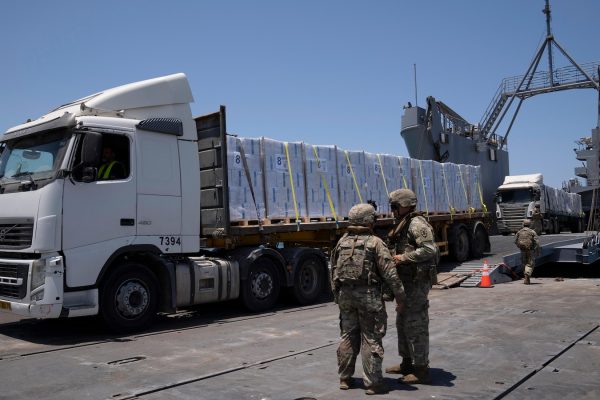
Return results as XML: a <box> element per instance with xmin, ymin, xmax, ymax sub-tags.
<box><xmin>82</xmin><ymin>132</ymin><xmax>102</xmax><ymax>167</ymax></box>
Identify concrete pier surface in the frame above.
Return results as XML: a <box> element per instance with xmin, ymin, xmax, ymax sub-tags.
<box><xmin>1</xmin><ymin>274</ymin><xmax>599</xmax><ymax>400</ymax></box>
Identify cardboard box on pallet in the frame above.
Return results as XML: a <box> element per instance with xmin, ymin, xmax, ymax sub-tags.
<box><xmin>364</xmin><ymin>152</ymin><xmax>391</xmax><ymax>215</ymax></box>
<box><xmin>468</xmin><ymin>165</ymin><xmax>484</xmax><ymax>211</ymax></box>
<box><xmin>377</xmin><ymin>154</ymin><xmax>408</xmax><ymax>214</ymax></box>
<box><xmin>411</xmin><ymin>159</ymin><xmax>435</xmax><ymax>215</ymax></box>
<box><xmin>226</xmin><ymin>136</ymin><xmax>266</xmax><ymax>222</ymax></box>
<box><xmin>432</xmin><ymin>161</ymin><xmax>450</xmax><ymax>213</ymax></box>
<box><xmin>304</xmin><ymin>144</ymin><xmax>340</xmax><ymax>219</ymax></box>
<box><xmin>443</xmin><ymin>163</ymin><xmax>468</xmax><ymax>213</ymax></box>
<box><xmin>262</xmin><ymin>138</ymin><xmax>307</xmax><ymax>221</ymax></box>
<box><xmin>337</xmin><ymin>149</ymin><xmax>367</xmax><ymax>218</ymax></box>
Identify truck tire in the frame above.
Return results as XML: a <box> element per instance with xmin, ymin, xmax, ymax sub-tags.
<box><xmin>100</xmin><ymin>263</ymin><xmax>159</xmax><ymax>333</ymax></box>
<box><xmin>450</xmin><ymin>227</ymin><xmax>470</xmax><ymax>262</ymax></box>
<box><xmin>241</xmin><ymin>257</ymin><xmax>281</xmax><ymax>312</ymax></box>
<box><xmin>292</xmin><ymin>255</ymin><xmax>325</xmax><ymax>305</ymax></box>
<box><xmin>470</xmin><ymin>225</ymin><xmax>488</xmax><ymax>259</ymax></box>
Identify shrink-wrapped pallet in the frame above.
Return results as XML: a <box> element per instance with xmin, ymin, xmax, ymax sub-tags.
<box><xmin>262</xmin><ymin>138</ymin><xmax>307</xmax><ymax>221</ymax></box>
<box><xmin>226</xmin><ymin>136</ymin><xmax>266</xmax><ymax>221</ymax></box>
<box><xmin>444</xmin><ymin>163</ymin><xmax>468</xmax><ymax>212</ymax></box>
<box><xmin>433</xmin><ymin>161</ymin><xmax>450</xmax><ymax>213</ymax></box>
<box><xmin>337</xmin><ymin>149</ymin><xmax>367</xmax><ymax>218</ymax></box>
<box><xmin>411</xmin><ymin>159</ymin><xmax>435</xmax><ymax>214</ymax></box>
<box><xmin>468</xmin><ymin>165</ymin><xmax>484</xmax><ymax>211</ymax></box>
<box><xmin>304</xmin><ymin>144</ymin><xmax>340</xmax><ymax>219</ymax></box>
<box><xmin>364</xmin><ymin>152</ymin><xmax>391</xmax><ymax>215</ymax></box>
<box><xmin>397</xmin><ymin>156</ymin><xmax>413</xmax><ymax>191</ymax></box>
<box><xmin>458</xmin><ymin>164</ymin><xmax>474</xmax><ymax>212</ymax></box>
<box><xmin>378</xmin><ymin>154</ymin><xmax>409</xmax><ymax>214</ymax></box>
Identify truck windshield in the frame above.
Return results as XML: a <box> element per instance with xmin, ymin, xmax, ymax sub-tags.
<box><xmin>497</xmin><ymin>189</ymin><xmax>533</xmax><ymax>204</ymax></box>
<box><xmin>0</xmin><ymin>129</ymin><xmax>71</xmax><ymax>190</ymax></box>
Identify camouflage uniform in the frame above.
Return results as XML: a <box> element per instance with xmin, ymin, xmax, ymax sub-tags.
<box><xmin>387</xmin><ymin>211</ymin><xmax>437</xmax><ymax>371</ymax></box>
<box><xmin>515</xmin><ymin>221</ymin><xmax>540</xmax><ymax>284</ymax></box>
<box><xmin>331</xmin><ymin>205</ymin><xmax>404</xmax><ymax>392</ymax></box>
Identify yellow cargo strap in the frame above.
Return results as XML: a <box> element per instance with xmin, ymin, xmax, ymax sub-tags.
<box><xmin>311</xmin><ymin>146</ymin><xmax>338</xmax><ymax>223</ymax></box>
<box><xmin>441</xmin><ymin>165</ymin><xmax>454</xmax><ymax>221</ymax></box>
<box><xmin>418</xmin><ymin>160</ymin><xmax>430</xmax><ymax>216</ymax></box>
<box><xmin>459</xmin><ymin>167</ymin><xmax>473</xmax><ymax>215</ymax></box>
<box><xmin>398</xmin><ymin>157</ymin><xmax>409</xmax><ymax>189</ymax></box>
<box><xmin>344</xmin><ymin>150</ymin><xmax>363</xmax><ymax>203</ymax></box>
<box><xmin>284</xmin><ymin>142</ymin><xmax>301</xmax><ymax>228</ymax></box>
<box><xmin>376</xmin><ymin>154</ymin><xmax>390</xmax><ymax>198</ymax></box>
<box><xmin>477</xmin><ymin>178</ymin><xmax>488</xmax><ymax>213</ymax></box>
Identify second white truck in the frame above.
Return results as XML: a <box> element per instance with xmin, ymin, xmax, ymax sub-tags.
<box><xmin>495</xmin><ymin>173</ymin><xmax>584</xmax><ymax>234</ymax></box>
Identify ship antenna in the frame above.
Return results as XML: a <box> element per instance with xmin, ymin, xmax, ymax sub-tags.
<box><xmin>413</xmin><ymin>63</ymin><xmax>418</xmax><ymax>108</ymax></box>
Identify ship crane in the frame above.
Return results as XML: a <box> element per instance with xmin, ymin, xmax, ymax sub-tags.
<box><xmin>478</xmin><ymin>0</ymin><xmax>600</xmax><ymax>149</ymax></box>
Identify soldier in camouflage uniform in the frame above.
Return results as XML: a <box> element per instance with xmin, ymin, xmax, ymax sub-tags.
<box><xmin>331</xmin><ymin>203</ymin><xmax>405</xmax><ymax>395</ymax></box>
<box><xmin>384</xmin><ymin>189</ymin><xmax>438</xmax><ymax>385</ymax></box>
<box><xmin>531</xmin><ymin>204</ymin><xmax>543</xmax><ymax>235</ymax></box>
<box><xmin>515</xmin><ymin>219</ymin><xmax>540</xmax><ymax>285</ymax></box>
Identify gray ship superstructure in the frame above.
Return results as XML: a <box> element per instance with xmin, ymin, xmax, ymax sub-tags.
<box><xmin>401</xmin><ymin>0</ymin><xmax>599</xmax><ymax>217</ymax></box>
<box><xmin>401</xmin><ymin>99</ymin><xmax>509</xmax><ymax>211</ymax></box>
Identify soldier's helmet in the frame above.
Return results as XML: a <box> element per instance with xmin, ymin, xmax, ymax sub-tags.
<box><xmin>348</xmin><ymin>203</ymin><xmax>377</xmax><ymax>226</ymax></box>
<box><xmin>523</xmin><ymin>219</ymin><xmax>531</xmax><ymax>227</ymax></box>
<box><xmin>389</xmin><ymin>188</ymin><xmax>418</xmax><ymax>208</ymax></box>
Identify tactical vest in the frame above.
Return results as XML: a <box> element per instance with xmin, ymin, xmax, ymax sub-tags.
<box><xmin>333</xmin><ymin>233</ymin><xmax>378</xmax><ymax>286</ymax></box>
<box><xmin>387</xmin><ymin>212</ymin><xmax>438</xmax><ymax>283</ymax></box>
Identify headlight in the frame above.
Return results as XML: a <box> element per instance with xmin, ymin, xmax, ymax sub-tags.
<box><xmin>31</xmin><ymin>289</ymin><xmax>44</xmax><ymax>302</ymax></box>
<box><xmin>31</xmin><ymin>259</ymin><xmax>46</xmax><ymax>291</ymax></box>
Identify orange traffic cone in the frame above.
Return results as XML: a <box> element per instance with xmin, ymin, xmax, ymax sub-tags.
<box><xmin>479</xmin><ymin>260</ymin><xmax>494</xmax><ymax>288</ymax></box>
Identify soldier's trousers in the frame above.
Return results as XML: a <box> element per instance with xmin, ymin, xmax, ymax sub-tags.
<box><xmin>337</xmin><ymin>285</ymin><xmax>387</xmax><ymax>387</ymax></box>
<box><xmin>521</xmin><ymin>250</ymin><xmax>535</xmax><ymax>277</ymax></box>
<box><xmin>396</xmin><ymin>280</ymin><xmax>430</xmax><ymax>366</ymax></box>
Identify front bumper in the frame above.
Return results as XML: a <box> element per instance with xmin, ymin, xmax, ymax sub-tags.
<box><xmin>0</xmin><ymin>255</ymin><xmax>64</xmax><ymax>319</ymax></box>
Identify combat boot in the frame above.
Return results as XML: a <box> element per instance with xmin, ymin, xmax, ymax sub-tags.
<box><xmin>524</xmin><ymin>276</ymin><xmax>531</xmax><ymax>285</ymax></box>
<box><xmin>385</xmin><ymin>358</ymin><xmax>413</xmax><ymax>375</ymax></box>
<box><xmin>400</xmin><ymin>365</ymin><xmax>431</xmax><ymax>384</ymax></box>
<box><xmin>365</xmin><ymin>382</ymin><xmax>389</xmax><ymax>395</ymax></box>
<box><xmin>339</xmin><ymin>378</ymin><xmax>352</xmax><ymax>390</ymax></box>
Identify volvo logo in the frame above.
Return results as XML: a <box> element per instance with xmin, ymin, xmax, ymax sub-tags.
<box><xmin>0</xmin><ymin>225</ymin><xmax>17</xmax><ymax>241</ymax></box>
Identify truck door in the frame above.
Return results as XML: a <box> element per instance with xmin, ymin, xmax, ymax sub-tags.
<box><xmin>62</xmin><ymin>133</ymin><xmax>137</xmax><ymax>288</ymax></box>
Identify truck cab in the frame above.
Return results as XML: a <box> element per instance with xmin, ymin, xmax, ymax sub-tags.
<box><xmin>0</xmin><ymin>74</ymin><xmax>202</xmax><ymax>325</ymax></box>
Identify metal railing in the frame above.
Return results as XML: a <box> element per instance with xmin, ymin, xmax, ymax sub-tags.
<box><xmin>479</xmin><ymin>61</ymin><xmax>600</xmax><ymax>139</ymax></box>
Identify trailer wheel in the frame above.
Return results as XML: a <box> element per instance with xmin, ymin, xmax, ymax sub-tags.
<box><xmin>100</xmin><ymin>263</ymin><xmax>159</xmax><ymax>333</ymax></box>
<box><xmin>470</xmin><ymin>225</ymin><xmax>488</xmax><ymax>259</ymax></box>
<box><xmin>450</xmin><ymin>227</ymin><xmax>470</xmax><ymax>262</ymax></box>
<box><xmin>292</xmin><ymin>255</ymin><xmax>325</xmax><ymax>305</ymax></box>
<box><xmin>241</xmin><ymin>257</ymin><xmax>281</xmax><ymax>312</ymax></box>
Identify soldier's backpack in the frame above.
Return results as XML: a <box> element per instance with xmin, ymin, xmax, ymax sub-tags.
<box><xmin>516</xmin><ymin>230</ymin><xmax>534</xmax><ymax>250</ymax></box>
<box><xmin>333</xmin><ymin>234</ymin><xmax>374</xmax><ymax>284</ymax></box>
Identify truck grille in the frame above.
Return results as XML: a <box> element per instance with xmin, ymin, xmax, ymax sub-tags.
<box><xmin>0</xmin><ymin>219</ymin><xmax>34</xmax><ymax>250</ymax></box>
<box><xmin>0</xmin><ymin>262</ymin><xmax>28</xmax><ymax>299</ymax></box>
<box><xmin>499</xmin><ymin>205</ymin><xmax>528</xmax><ymax>232</ymax></box>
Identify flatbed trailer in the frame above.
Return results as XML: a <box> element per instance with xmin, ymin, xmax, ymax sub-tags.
<box><xmin>0</xmin><ymin>74</ymin><xmax>491</xmax><ymax>332</ymax></box>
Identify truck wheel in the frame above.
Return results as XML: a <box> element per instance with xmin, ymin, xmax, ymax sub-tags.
<box><xmin>450</xmin><ymin>227</ymin><xmax>470</xmax><ymax>262</ymax></box>
<box><xmin>241</xmin><ymin>258</ymin><xmax>281</xmax><ymax>312</ymax></box>
<box><xmin>100</xmin><ymin>263</ymin><xmax>159</xmax><ymax>333</ymax></box>
<box><xmin>292</xmin><ymin>255</ymin><xmax>325</xmax><ymax>305</ymax></box>
<box><xmin>470</xmin><ymin>225</ymin><xmax>488</xmax><ymax>259</ymax></box>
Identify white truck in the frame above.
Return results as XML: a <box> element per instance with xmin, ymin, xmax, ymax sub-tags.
<box><xmin>495</xmin><ymin>173</ymin><xmax>584</xmax><ymax>234</ymax></box>
<box><xmin>0</xmin><ymin>74</ymin><xmax>490</xmax><ymax>332</ymax></box>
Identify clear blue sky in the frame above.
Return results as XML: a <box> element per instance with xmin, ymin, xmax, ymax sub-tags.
<box><xmin>1</xmin><ymin>0</ymin><xmax>598</xmax><ymax>188</ymax></box>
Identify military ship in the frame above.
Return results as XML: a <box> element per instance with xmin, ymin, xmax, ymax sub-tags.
<box><xmin>401</xmin><ymin>0</ymin><xmax>599</xmax><ymax>214</ymax></box>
